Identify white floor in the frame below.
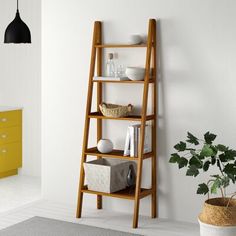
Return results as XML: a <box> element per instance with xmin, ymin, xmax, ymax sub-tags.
<box><xmin>0</xmin><ymin>175</ymin><xmax>41</xmax><ymax>213</ymax></box>
<box><xmin>0</xmin><ymin>176</ymin><xmax>199</xmax><ymax>236</ymax></box>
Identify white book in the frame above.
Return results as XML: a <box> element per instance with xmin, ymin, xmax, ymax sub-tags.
<box><xmin>93</xmin><ymin>76</ymin><xmax>130</xmax><ymax>81</ymax></box>
<box><xmin>130</xmin><ymin>124</ymin><xmax>141</xmax><ymax>157</ymax></box>
<box><xmin>134</xmin><ymin>126</ymin><xmax>138</xmax><ymax>157</ymax></box>
<box><xmin>124</xmin><ymin>128</ymin><xmax>130</xmax><ymax>156</ymax></box>
<box><xmin>124</xmin><ymin>124</ymin><xmax>152</xmax><ymax>157</ymax></box>
<box><xmin>138</xmin><ymin>125</ymin><xmax>152</xmax><ymax>154</ymax></box>
<box><xmin>129</xmin><ymin>126</ymin><xmax>135</xmax><ymax>157</ymax></box>
<box><xmin>144</xmin><ymin>125</ymin><xmax>152</xmax><ymax>153</ymax></box>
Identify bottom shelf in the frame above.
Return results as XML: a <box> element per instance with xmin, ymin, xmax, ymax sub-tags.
<box><xmin>81</xmin><ymin>186</ymin><xmax>152</xmax><ymax>200</ymax></box>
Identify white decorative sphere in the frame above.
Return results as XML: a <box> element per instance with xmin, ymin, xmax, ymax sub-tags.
<box><xmin>97</xmin><ymin>139</ymin><xmax>113</xmax><ymax>153</ymax></box>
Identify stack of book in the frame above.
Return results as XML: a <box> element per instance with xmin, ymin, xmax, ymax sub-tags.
<box><xmin>124</xmin><ymin>124</ymin><xmax>152</xmax><ymax>157</ymax></box>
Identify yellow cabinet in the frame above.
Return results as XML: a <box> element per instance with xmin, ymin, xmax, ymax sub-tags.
<box><xmin>0</xmin><ymin>126</ymin><xmax>22</xmax><ymax>145</ymax></box>
<box><xmin>0</xmin><ymin>109</ymin><xmax>22</xmax><ymax>178</ymax></box>
<box><xmin>0</xmin><ymin>110</ymin><xmax>22</xmax><ymax>128</ymax></box>
<box><xmin>0</xmin><ymin>142</ymin><xmax>22</xmax><ymax>172</ymax></box>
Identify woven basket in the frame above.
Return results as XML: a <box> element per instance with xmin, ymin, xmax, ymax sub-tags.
<box><xmin>199</xmin><ymin>198</ymin><xmax>236</xmax><ymax>226</ymax></box>
<box><xmin>84</xmin><ymin>159</ymin><xmax>137</xmax><ymax>193</ymax></box>
<box><xmin>99</xmin><ymin>103</ymin><xmax>133</xmax><ymax>118</ymax></box>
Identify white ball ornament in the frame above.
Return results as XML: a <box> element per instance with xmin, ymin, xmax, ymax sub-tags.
<box><xmin>97</xmin><ymin>139</ymin><xmax>113</xmax><ymax>153</ymax></box>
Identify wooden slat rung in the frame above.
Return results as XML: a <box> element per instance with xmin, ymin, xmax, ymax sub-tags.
<box><xmin>93</xmin><ymin>79</ymin><xmax>154</xmax><ymax>84</ymax></box>
<box><xmin>88</xmin><ymin>112</ymin><xmax>155</xmax><ymax>121</ymax></box>
<box><xmin>81</xmin><ymin>186</ymin><xmax>152</xmax><ymax>200</ymax></box>
<box><xmin>85</xmin><ymin>147</ymin><xmax>153</xmax><ymax>160</ymax></box>
<box><xmin>85</xmin><ymin>147</ymin><xmax>153</xmax><ymax>161</ymax></box>
<box><xmin>95</xmin><ymin>44</ymin><xmax>148</xmax><ymax>48</ymax></box>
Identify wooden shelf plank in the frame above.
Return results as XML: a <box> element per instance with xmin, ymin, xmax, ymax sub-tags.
<box><xmin>81</xmin><ymin>186</ymin><xmax>152</xmax><ymax>200</ymax></box>
<box><xmin>95</xmin><ymin>44</ymin><xmax>147</xmax><ymax>48</ymax></box>
<box><xmin>88</xmin><ymin>112</ymin><xmax>155</xmax><ymax>121</ymax></box>
<box><xmin>93</xmin><ymin>79</ymin><xmax>154</xmax><ymax>84</ymax></box>
<box><xmin>85</xmin><ymin>147</ymin><xmax>153</xmax><ymax>160</ymax></box>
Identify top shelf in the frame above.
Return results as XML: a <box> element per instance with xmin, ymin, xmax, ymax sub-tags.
<box><xmin>95</xmin><ymin>44</ymin><xmax>149</xmax><ymax>48</ymax></box>
<box><xmin>93</xmin><ymin>79</ymin><xmax>154</xmax><ymax>84</ymax></box>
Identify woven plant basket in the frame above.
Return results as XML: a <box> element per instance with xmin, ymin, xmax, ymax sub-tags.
<box><xmin>99</xmin><ymin>103</ymin><xmax>133</xmax><ymax>118</ymax></box>
<box><xmin>199</xmin><ymin>198</ymin><xmax>236</xmax><ymax>226</ymax></box>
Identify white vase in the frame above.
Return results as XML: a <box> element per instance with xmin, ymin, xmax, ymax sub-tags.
<box><xmin>97</xmin><ymin>139</ymin><xmax>113</xmax><ymax>153</ymax></box>
<box><xmin>199</xmin><ymin>219</ymin><xmax>236</xmax><ymax>236</ymax></box>
<box><xmin>128</xmin><ymin>35</ymin><xmax>142</xmax><ymax>45</ymax></box>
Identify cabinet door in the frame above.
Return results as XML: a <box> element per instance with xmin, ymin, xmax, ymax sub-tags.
<box><xmin>0</xmin><ymin>110</ymin><xmax>22</xmax><ymax>128</ymax></box>
<box><xmin>0</xmin><ymin>126</ymin><xmax>22</xmax><ymax>145</ymax></box>
<box><xmin>0</xmin><ymin>142</ymin><xmax>22</xmax><ymax>172</ymax></box>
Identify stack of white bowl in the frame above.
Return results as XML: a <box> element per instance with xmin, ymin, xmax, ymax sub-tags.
<box><xmin>125</xmin><ymin>67</ymin><xmax>145</xmax><ymax>81</ymax></box>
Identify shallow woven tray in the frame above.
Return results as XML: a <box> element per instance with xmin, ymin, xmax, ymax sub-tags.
<box><xmin>99</xmin><ymin>103</ymin><xmax>133</xmax><ymax>118</ymax></box>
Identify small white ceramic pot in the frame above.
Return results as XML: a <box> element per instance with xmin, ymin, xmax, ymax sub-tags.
<box><xmin>128</xmin><ymin>35</ymin><xmax>142</xmax><ymax>45</ymax></box>
<box><xmin>199</xmin><ymin>219</ymin><xmax>236</xmax><ymax>236</ymax></box>
<box><xmin>97</xmin><ymin>139</ymin><xmax>113</xmax><ymax>153</ymax></box>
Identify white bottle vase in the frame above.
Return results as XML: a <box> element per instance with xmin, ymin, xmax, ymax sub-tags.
<box><xmin>97</xmin><ymin>139</ymin><xmax>113</xmax><ymax>153</ymax></box>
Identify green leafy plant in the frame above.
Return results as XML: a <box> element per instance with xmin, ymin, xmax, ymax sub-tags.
<box><xmin>169</xmin><ymin>132</ymin><xmax>236</xmax><ymax>200</ymax></box>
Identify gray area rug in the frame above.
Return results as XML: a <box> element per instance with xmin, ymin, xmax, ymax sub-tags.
<box><xmin>0</xmin><ymin>216</ymin><xmax>143</xmax><ymax>236</ymax></box>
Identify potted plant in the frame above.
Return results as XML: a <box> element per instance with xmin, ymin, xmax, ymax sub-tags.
<box><xmin>169</xmin><ymin>132</ymin><xmax>236</xmax><ymax>236</ymax></box>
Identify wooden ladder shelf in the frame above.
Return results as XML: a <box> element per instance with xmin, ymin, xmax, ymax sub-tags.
<box><xmin>76</xmin><ymin>19</ymin><xmax>157</xmax><ymax>228</ymax></box>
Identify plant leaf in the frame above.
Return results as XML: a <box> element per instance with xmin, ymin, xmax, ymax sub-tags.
<box><xmin>203</xmin><ymin>161</ymin><xmax>210</xmax><ymax>172</ymax></box>
<box><xmin>211</xmin><ymin>145</ymin><xmax>218</xmax><ymax>155</ymax></box>
<box><xmin>219</xmin><ymin>153</ymin><xmax>228</xmax><ymax>162</ymax></box>
<box><xmin>190</xmin><ymin>150</ymin><xmax>196</xmax><ymax>155</ymax></box>
<box><xmin>204</xmin><ymin>132</ymin><xmax>217</xmax><ymax>144</ymax></box>
<box><xmin>197</xmin><ymin>183</ymin><xmax>209</xmax><ymax>195</ymax></box>
<box><xmin>178</xmin><ymin>157</ymin><xmax>188</xmax><ymax>169</ymax></box>
<box><xmin>211</xmin><ymin>156</ymin><xmax>216</xmax><ymax>165</ymax></box>
<box><xmin>169</xmin><ymin>153</ymin><xmax>181</xmax><ymax>163</ymax></box>
<box><xmin>189</xmin><ymin>156</ymin><xmax>202</xmax><ymax>168</ymax></box>
<box><xmin>225</xmin><ymin>149</ymin><xmax>236</xmax><ymax>160</ymax></box>
<box><xmin>174</xmin><ymin>141</ymin><xmax>186</xmax><ymax>152</ymax></box>
<box><xmin>186</xmin><ymin>132</ymin><xmax>199</xmax><ymax>145</ymax></box>
<box><xmin>186</xmin><ymin>165</ymin><xmax>199</xmax><ymax>177</ymax></box>
<box><xmin>211</xmin><ymin>178</ymin><xmax>221</xmax><ymax>194</ymax></box>
<box><xmin>217</xmin><ymin>144</ymin><xmax>228</xmax><ymax>152</ymax></box>
<box><xmin>223</xmin><ymin>163</ymin><xmax>236</xmax><ymax>175</ymax></box>
<box><xmin>221</xmin><ymin>176</ymin><xmax>230</xmax><ymax>188</ymax></box>
<box><xmin>200</xmin><ymin>144</ymin><xmax>214</xmax><ymax>157</ymax></box>
<box><xmin>228</xmin><ymin>173</ymin><xmax>235</xmax><ymax>184</ymax></box>
<box><xmin>211</xmin><ymin>174</ymin><xmax>220</xmax><ymax>178</ymax></box>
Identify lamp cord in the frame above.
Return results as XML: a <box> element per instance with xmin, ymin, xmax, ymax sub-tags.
<box><xmin>17</xmin><ymin>0</ymin><xmax>19</xmax><ymax>11</ymax></box>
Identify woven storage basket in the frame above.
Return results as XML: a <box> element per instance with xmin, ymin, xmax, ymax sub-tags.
<box><xmin>84</xmin><ymin>159</ymin><xmax>136</xmax><ymax>193</ymax></box>
<box><xmin>99</xmin><ymin>103</ymin><xmax>133</xmax><ymax>118</ymax></box>
<box><xmin>199</xmin><ymin>198</ymin><xmax>236</xmax><ymax>226</ymax></box>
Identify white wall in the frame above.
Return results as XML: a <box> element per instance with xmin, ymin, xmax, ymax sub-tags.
<box><xmin>42</xmin><ymin>0</ymin><xmax>236</xmax><ymax>223</ymax></box>
<box><xmin>0</xmin><ymin>0</ymin><xmax>41</xmax><ymax>177</ymax></box>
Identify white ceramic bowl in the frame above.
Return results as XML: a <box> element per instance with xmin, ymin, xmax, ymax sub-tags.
<box><xmin>125</xmin><ymin>67</ymin><xmax>145</xmax><ymax>81</ymax></box>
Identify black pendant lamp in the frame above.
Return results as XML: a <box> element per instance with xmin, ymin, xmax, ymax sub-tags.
<box><xmin>4</xmin><ymin>0</ymin><xmax>31</xmax><ymax>44</ymax></box>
